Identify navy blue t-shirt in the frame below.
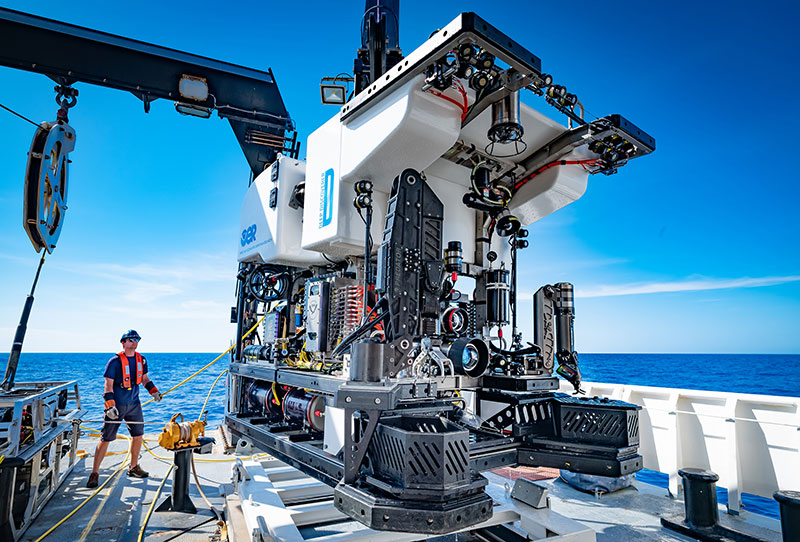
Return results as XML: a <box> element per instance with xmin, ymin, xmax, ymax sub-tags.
<box><xmin>104</xmin><ymin>353</ymin><xmax>149</xmax><ymax>405</ymax></box>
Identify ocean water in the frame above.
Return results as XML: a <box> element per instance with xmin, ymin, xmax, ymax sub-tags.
<box><xmin>1</xmin><ymin>351</ymin><xmax>797</xmax><ymax>519</ymax></box>
<box><xmin>0</xmin><ymin>352</ymin><xmax>230</xmax><ymax>429</ymax></box>
<box><xmin>578</xmin><ymin>353</ymin><xmax>800</xmax><ymax>397</ymax></box>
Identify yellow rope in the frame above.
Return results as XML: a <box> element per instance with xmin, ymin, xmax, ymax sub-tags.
<box><xmin>77</xmin><ymin>456</ymin><xmax>128</xmax><ymax>542</ymax></box>
<box><xmin>137</xmin><ymin>463</ymin><xmax>174</xmax><ymax>542</ymax></box>
<box><xmin>36</xmin><ymin>317</ymin><xmax>267</xmax><ymax>541</ymax></box>
<box><xmin>140</xmin><ymin>438</ymin><xmax>268</xmax><ymax>463</ymax></box>
<box><xmin>199</xmin><ymin>368</ymin><xmax>228</xmax><ymax>419</ymax></box>
<box><xmin>32</xmin><ymin>450</ymin><xmax>131</xmax><ymax>542</ymax></box>
<box><xmin>141</xmin><ymin>315</ymin><xmax>264</xmax><ymax>407</ymax></box>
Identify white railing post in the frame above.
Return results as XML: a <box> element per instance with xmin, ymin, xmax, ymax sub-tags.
<box><xmin>668</xmin><ymin>391</ymin><xmax>680</xmax><ymax>498</ymax></box>
<box><xmin>724</xmin><ymin>396</ymin><xmax>741</xmax><ymax>515</ymax></box>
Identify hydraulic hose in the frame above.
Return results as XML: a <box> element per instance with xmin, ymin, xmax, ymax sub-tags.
<box><xmin>141</xmin><ymin>315</ymin><xmax>264</xmax><ymax>407</ymax></box>
<box><xmin>489</xmin><ymin>342</ymin><xmax>540</xmax><ymax>357</ymax></box>
<box><xmin>191</xmin><ymin>454</ymin><xmax>223</xmax><ymax>521</ymax></box>
<box><xmin>137</xmin><ymin>464</ymin><xmax>175</xmax><ymax>542</ymax></box>
<box><xmin>32</xmin><ymin>450</ymin><xmax>131</xmax><ymax>542</ymax></box>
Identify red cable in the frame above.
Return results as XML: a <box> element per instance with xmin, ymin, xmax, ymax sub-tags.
<box><xmin>452</xmin><ymin>80</ymin><xmax>469</xmax><ymax>120</ymax></box>
<box><xmin>513</xmin><ymin>159</ymin><xmax>602</xmax><ymax>192</ymax></box>
<box><xmin>433</xmin><ymin>92</ymin><xmax>468</xmax><ymax>118</ymax></box>
<box><xmin>429</xmin><ymin>80</ymin><xmax>469</xmax><ymax>120</ymax></box>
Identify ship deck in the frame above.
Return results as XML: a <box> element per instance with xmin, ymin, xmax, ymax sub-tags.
<box><xmin>18</xmin><ymin>429</ymin><xmax>783</xmax><ymax>542</ymax></box>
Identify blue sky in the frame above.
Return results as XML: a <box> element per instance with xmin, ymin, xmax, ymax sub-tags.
<box><xmin>0</xmin><ymin>1</ymin><xmax>798</xmax><ymax>353</ymax></box>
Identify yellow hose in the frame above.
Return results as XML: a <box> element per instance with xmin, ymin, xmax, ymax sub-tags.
<box><xmin>32</xmin><ymin>450</ymin><xmax>130</xmax><ymax>542</ymax></box>
<box><xmin>141</xmin><ymin>315</ymin><xmax>264</xmax><ymax>407</ymax></box>
<box><xmin>36</xmin><ymin>318</ymin><xmax>267</xmax><ymax>540</ymax></box>
<box><xmin>137</xmin><ymin>463</ymin><xmax>174</xmax><ymax>542</ymax></box>
<box><xmin>271</xmin><ymin>381</ymin><xmax>281</xmax><ymax>406</ymax></box>
<box><xmin>199</xmin><ymin>368</ymin><xmax>228</xmax><ymax>419</ymax></box>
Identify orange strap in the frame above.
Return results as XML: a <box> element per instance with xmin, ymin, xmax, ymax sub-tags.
<box><xmin>104</xmin><ymin>399</ymin><xmax>116</xmax><ymax>409</ymax></box>
<box><xmin>117</xmin><ymin>352</ymin><xmax>144</xmax><ymax>389</ymax></box>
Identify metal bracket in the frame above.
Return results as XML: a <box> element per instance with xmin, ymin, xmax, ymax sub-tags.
<box><xmin>343</xmin><ymin>408</ymin><xmax>380</xmax><ymax>484</ymax></box>
<box><xmin>510</xmin><ymin>478</ymin><xmax>550</xmax><ymax>509</ymax></box>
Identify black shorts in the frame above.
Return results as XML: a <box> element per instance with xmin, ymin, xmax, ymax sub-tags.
<box><xmin>101</xmin><ymin>401</ymin><xmax>144</xmax><ymax>441</ymax></box>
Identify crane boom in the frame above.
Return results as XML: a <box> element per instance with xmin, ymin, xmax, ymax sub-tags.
<box><xmin>0</xmin><ymin>7</ymin><xmax>295</xmax><ymax>174</ymax></box>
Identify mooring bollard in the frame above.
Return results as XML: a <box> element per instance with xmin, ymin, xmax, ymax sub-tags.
<box><xmin>679</xmin><ymin>468</ymin><xmax>720</xmax><ymax>529</ymax></box>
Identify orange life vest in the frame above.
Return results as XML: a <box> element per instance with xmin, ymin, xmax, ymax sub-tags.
<box><xmin>118</xmin><ymin>351</ymin><xmax>144</xmax><ymax>389</ymax></box>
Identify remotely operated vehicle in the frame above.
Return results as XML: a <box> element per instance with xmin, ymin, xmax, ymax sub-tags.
<box><xmin>0</xmin><ymin>2</ymin><xmax>657</xmax><ymax>538</ymax></box>
<box><xmin>226</xmin><ymin>1</ymin><xmax>654</xmax><ymax>534</ymax></box>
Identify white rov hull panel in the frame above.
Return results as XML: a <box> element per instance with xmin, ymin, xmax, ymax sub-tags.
<box><xmin>238</xmin><ymin>157</ymin><xmax>326</xmax><ymax>266</ymax></box>
<box><xmin>302</xmin><ymin>74</ymin><xmax>463</xmax><ymax>256</ymax></box>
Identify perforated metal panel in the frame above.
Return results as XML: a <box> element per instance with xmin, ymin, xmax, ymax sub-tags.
<box><xmin>368</xmin><ymin>416</ymin><xmax>469</xmax><ymax>490</ymax></box>
<box><xmin>553</xmin><ymin>395</ymin><xmax>640</xmax><ymax>447</ymax></box>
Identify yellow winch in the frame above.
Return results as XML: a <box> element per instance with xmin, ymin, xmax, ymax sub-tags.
<box><xmin>158</xmin><ymin>412</ymin><xmax>207</xmax><ymax>450</ymax></box>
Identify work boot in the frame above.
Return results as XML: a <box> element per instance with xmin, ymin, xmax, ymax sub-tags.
<box><xmin>127</xmin><ymin>464</ymin><xmax>149</xmax><ymax>478</ymax></box>
<box><xmin>86</xmin><ymin>472</ymin><xmax>99</xmax><ymax>488</ymax></box>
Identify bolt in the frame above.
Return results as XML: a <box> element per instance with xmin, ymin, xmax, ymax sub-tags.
<box><xmin>345</xmin><ymin>396</ymin><xmax>352</xmax><ymax>403</ymax></box>
<box><xmin>374</xmin><ymin>398</ymin><xmax>381</xmax><ymax>405</ymax></box>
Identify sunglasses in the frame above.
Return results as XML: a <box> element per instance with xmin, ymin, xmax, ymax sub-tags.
<box><xmin>126</xmin><ymin>338</ymin><xmax>140</xmax><ymax>342</ymax></box>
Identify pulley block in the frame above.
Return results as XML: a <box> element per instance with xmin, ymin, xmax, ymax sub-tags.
<box><xmin>23</xmin><ymin>120</ymin><xmax>76</xmax><ymax>253</ymax></box>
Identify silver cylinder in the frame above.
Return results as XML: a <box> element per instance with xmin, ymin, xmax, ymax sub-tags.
<box><xmin>489</xmin><ymin>90</ymin><xmax>523</xmax><ymax>143</ymax></box>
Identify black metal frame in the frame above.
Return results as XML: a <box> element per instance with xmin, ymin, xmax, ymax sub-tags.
<box><xmin>0</xmin><ymin>7</ymin><xmax>294</xmax><ymax>174</ymax></box>
<box><xmin>341</xmin><ymin>12</ymin><xmax>542</xmax><ymax>123</ymax></box>
<box><xmin>226</xmin><ymin>360</ymin><xmax>643</xmax><ymax>532</ymax></box>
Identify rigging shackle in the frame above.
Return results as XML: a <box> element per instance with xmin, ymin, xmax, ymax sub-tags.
<box><xmin>54</xmin><ymin>84</ymin><xmax>78</xmax><ymax>122</ymax></box>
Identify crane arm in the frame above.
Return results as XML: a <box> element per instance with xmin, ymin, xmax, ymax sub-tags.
<box><xmin>0</xmin><ymin>7</ymin><xmax>295</xmax><ymax>174</ymax></box>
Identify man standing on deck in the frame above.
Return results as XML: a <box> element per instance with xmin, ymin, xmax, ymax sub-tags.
<box><xmin>86</xmin><ymin>329</ymin><xmax>163</xmax><ymax>488</ymax></box>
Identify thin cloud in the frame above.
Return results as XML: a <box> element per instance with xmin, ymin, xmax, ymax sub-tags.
<box><xmin>0</xmin><ymin>252</ymin><xmax>37</xmax><ymax>265</ymax></box>
<box><xmin>105</xmin><ymin>304</ymin><xmax>226</xmax><ymax>320</ymax></box>
<box><xmin>58</xmin><ymin>258</ymin><xmax>231</xmax><ymax>284</ymax></box>
<box><xmin>518</xmin><ymin>256</ymin><xmax>629</xmax><ymax>277</ymax></box>
<box><xmin>574</xmin><ymin>275</ymin><xmax>800</xmax><ymax>298</ymax></box>
<box><xmin>34</xmin><ymin>254</ymin><xmax>235</xmax><ymax>304</ymax></box>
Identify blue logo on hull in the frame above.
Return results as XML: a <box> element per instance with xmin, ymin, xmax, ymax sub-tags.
<box><xmin>241</xmin><ymin>224</ymin><xmax>257</xmax><ymax>247</ymax></box>
<box><xmin>320</xmin><ymin>168</ymin><xmax>334</xmax><ymax>228</ymax></box>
